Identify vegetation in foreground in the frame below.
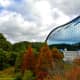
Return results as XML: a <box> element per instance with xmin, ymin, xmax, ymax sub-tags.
<box><xmin>0</xmin><ymin>67</ymin><xmax>15</xmax><ymax>80</ymax></box>
<box><xmin>1</xmin><ymin>33</ymin><xmax>80</xmax><ymax>80</ymax></box>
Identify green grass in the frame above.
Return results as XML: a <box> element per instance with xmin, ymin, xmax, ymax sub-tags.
<box><xmin>0</xmin><ymin>67</ymin><xmax>16</xmax><ymax>80</ymax></box>
<box><xmin>0</xmin><ymin>77</ymin><xmax>14</xmax><ymax>80</ymax></box>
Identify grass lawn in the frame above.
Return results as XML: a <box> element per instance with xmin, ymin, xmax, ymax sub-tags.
<box><xmin>0</xmin><ymin>67</ymin><xmax>16</xmax><ymax>80</ymax></box>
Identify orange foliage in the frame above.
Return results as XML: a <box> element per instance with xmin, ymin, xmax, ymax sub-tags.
<box><xmin>20</xmin><ymin>44</ymin><xmax>65</xmax><ymax>80</ymax></box>
<box><xmin>21</xmin><ymin>44</ymin><xmax>35</xmax><ymax>73</ymax></box>
<box><xmin>73</xmin><ymin>57</ymin><xmax>80</xmax><ymax>65</ymax></box>
<box><xmin>53</xmin><ymin>74</ymin><xmax>63</xmax><ymax>80</ymax></box>
<box><xmin>36</xmin><ymin>45</ymin><xmax>54</xmax><ymax>69</ymax></box>
<box><xmin>64</xmin><ymin>57</ymin><xmax>80</xmax><ymax>80</ymax></box>
<box><xmin>35</xmin><ymin>44</ymin><xmax>55</xmax><ymax>80</ymax></box>
<box><xmin>51</xmin><ymin>48</ymin><xmax>64</xmax><ymax>61</ymax></box>
<box><xmin>36</xmin><ymin>71</ymin><xmax>48</xmax><ymax>80</ymax></box>
<box><xmin>65</xmin><ymin>66</ymin><xmax>80</xmax><ymax>80</ymax></box>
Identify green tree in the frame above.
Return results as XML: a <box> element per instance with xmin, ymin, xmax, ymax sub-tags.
<box><xmin>0</xmin><ymin>33</ymin><xmax>12</xmax><ymax>51</ymax></box>
<box><xmin>0</xmin><ymin>33</ymin><xmax>6</xmax><ymax>40</ymax></box>
<box><xmin>0</xmin><ymin>49</ymin><xmax>7</xmax><ymax>70</ymax></box>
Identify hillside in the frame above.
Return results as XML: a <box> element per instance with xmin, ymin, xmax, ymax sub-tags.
<box><xmin>49</xmin><ymin>43</ymin><xmax>80</xmax><ymax>51</ymax></box>
<box><xmin>0</xmin><ymin>33</ymin><xmax>44</xmax><ymax>52</ymax></box>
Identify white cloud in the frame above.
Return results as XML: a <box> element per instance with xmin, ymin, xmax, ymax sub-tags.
<box><xmin>34</xmin><ymin>0</ymin><xmax>53</xmax><ymax>26</ymax></box>
<box><xmin>52</xmin><ymin>8</ymin><xmax>70</xmax><ymax>25</ymax></box>
<box><xmin>0</xmin><ymin>10</ymin><xmax>39</xmax><ymax>43</ymax></box>
<box><xmin>0</xmin><ymin>0</ymin><xmax>12</xmax><ymax>7</ymax></box>
<box><xmin>50</xmin><ymin>0</ymin><xmax>80</xmax><ymax>16</ymax></box>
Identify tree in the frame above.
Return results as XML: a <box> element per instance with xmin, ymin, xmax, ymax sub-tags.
<box><xmin>21</xmin><ymin>44</ymin><xmax>35</xmax><ymax>73</ymax></box>
<box><xmin>0</xmin><ymin>49</ymin><xmax>8</xmax><ymax>70</ymax></box>
<box><xmin>0</xmin><ymin>33</ymin><xmax>6</xmax><ymax>40</ymax></box>
<box><xmin>8</xmin><ymin>52</ymin><xmax>17</xmax><ymax>66</ymax></box>
<box><xmin>0</xmin><ymin>33</ymin><xmax>12</xmax><ymax>51</ymax></box>
<box><xmin>51</xmin><ymin>48</ymin><xmax>64</xmax><ymax>74</ymax></box>
<box><xmin>51</xmin><ymin>48</ymin><xmax>64</xmax><ymax>61</ymax></box>
<box><xmin>35</xmin><ymin>44</ymin><xmax>55</xmax><ymax>79</ymax></box>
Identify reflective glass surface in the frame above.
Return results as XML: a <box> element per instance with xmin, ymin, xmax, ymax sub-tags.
<box><xmin>46</xmin><ymin>16</ymin><xmax>80</xmax><ymax>45</ymax></box>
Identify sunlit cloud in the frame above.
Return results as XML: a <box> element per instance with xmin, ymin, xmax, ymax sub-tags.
<box><xmin>0</xmin><ymin>0</ymin><xmax>12</xmax><ymax>7</ymax></box>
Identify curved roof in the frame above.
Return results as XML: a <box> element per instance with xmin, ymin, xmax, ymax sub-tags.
<box><xmin>46</xmin><ymin>16</ymin><xmax>80</xmax><ymax>45</ymax></box>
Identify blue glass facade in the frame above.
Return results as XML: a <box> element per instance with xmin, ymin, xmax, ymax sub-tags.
<box><xmin>46</xmin><ymin>16</ymin><xmax>80</xmax><ymax>45</ymax></box>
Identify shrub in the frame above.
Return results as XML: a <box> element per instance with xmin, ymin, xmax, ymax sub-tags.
<box><xmin>22</xmin><ymin>70</ymin><xmax>35</xmax><ymax>80</ymax></box>
<box><xmin>14</xmin><ymin>72</ymin><xmax>22</xmax><ymax>80</ymax></box>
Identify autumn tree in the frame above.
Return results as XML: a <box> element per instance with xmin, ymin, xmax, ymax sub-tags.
<box><xmin>21</xmin><ymin>44</ymin><xmax>35</xmax><ymax>73</ymax></box>
<box><xmin>35</xmin><ymin>44</ymin><xmax>55</xmax><ymax>80</ymax></box>
<box><xmin>51</xmin><ymin>48</ymin><xmax>64</xmax><ymax>74</ymax></box>
<box><xmin>51</xmin><ymin>48</ymin><xmax>64</xmax><ymax>61</ymax></box>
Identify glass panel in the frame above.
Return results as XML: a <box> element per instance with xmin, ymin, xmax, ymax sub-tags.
<box><xmin>46</xmin><ymin>16</ymin><xmax>80</xmax><ymax>45</ymax></box>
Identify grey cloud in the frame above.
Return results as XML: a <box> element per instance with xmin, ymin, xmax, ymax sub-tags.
<box><xmin>0</xmin><ymin>13</ymin><xmax>41</xmax><ymax>43</ymax></box>
<box><xmin>50</xmin><ymin>0</ymin><xmax>80</xmax><ymax>17</ymax></box>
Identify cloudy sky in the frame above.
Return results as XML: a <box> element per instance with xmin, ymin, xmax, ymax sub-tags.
<box><xmin>0</xmin><ymin>0</ymin><xmax>80</xmax><ymax>43</ymax></box>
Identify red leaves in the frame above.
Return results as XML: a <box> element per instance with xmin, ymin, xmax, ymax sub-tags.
<box><xmin>35</xmin><ymin>44</ymin><xmax>55</xmax><ymax>79</ymax></box>
<box><xmin>36</xmin><ymin>71</ymin><xmax>48</xmax><ymax>80</ymax></box>
<box><xmin>21</xmin><ymin>44</ymin><xmax>35</xmax><ymax>73</ymax></box>
<box><xmin>21</xmin><ymin>44</ymin><xmax>64</xmax><ymax>80</ymax></box>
